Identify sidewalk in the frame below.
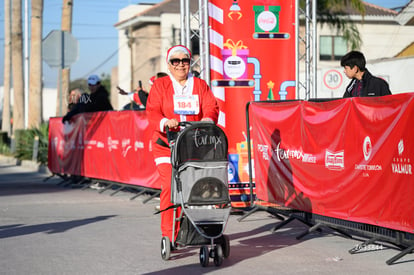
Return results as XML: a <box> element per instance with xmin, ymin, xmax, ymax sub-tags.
<box><xmin>0</xmin><ymin>154</ymin><xmax>50</xmax><ymax>174</ymax></box>
<box><xmin>0</xmin><ymin>158</ymin><xmax>413</xmax><ymax>274</ymax></box>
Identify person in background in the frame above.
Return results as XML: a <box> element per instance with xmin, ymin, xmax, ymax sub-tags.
<box><xmin>341</xmin><ymin>51</ymin><xmax>392</xmax><ymax>98</ymax></box>
<box><xmin>117</xmin><ymin>72</ymin><xmax>168</xmax><ymax>109</ymax></box>
<box><xmin>67</xmin><ymin>88</ymin><xmax>84</xmax><ymax>112</ymax></box>
<box><xmin>146</xmin><ymin>45</ymin><xmax>219</xmax><ymax>245</ymax></box>
<box><xmin>62</xmin><ymin>74</ymin><xmax>113</xmax><ymax>122</ymax></box>
<box><xmin>62</xmin><ymin>75</ymin><xmax>113</xmax><ymax>190</ymax></box>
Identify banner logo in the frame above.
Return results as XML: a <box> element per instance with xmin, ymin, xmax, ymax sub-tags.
<box><xmin>356</xmin><ymin>136</ymin><xmax>382</xmax><ymax>174</ymax></box>
<box><xmin>363</xmin><ymin>136</ymin><xmax>372</xmax><ymax>161</ymax></box>
<box><xmin>276</xmin><ymin>143</ymin><xmax>316</xmax><ymax>163</ymax></box>
<box><xmin>392</xmin><ymin>139</ymin><xmax>412</xmax><ymax>175</ymax></box>
<box><xmin>325</xmin><ymin>150</ymin><xmax>344</xmax><ymax>171</ymax></box>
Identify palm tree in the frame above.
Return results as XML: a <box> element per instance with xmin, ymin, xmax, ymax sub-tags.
<box><xmin>56</xmin><ymin>0</ymin><xmax>73</xmax><ymax>116</ymax></box>
<box><xmin>29</xmin><ymin>0</ymin><xmax>44</xmax><ymax>128</ymax></box>
<box><xmin>314</xmin><ymin>0</ymin><xmax>366</xmax><ymax>49</ymax></box>
<box><xmin>11</xmin><ymin>0</ymin><xmax>25</xmax><ymax>133</ymax></box>
<box><xmin>2</xmin><ymin>0</ymin><xmax>12</xmax><ymax>136</ymax></box>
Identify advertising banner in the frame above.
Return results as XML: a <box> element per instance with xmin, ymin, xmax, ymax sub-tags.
<box><xmin>249</xmin><ymin>93</ymin><xmax>414</xmax><ymax>233</ymax></box>
<box><xmin>208</xmin><ymin>0</ymin><xmax>296</xmax><ymax>187</ymax></box>
<box><xmin>48</xmin><ymin>111</ymin><xmax>160</xmax><ymax>189</ymax></box>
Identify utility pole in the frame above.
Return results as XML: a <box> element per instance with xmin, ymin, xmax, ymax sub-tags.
<box><xmin>2</xmin><ymin>0</ymin><xmax>12</xmax><ymax>136</ymax></box>
<box><xmin>56</xmin><ymin>0</ymin><xmax>73</xmax><ymax>116</ymax></box>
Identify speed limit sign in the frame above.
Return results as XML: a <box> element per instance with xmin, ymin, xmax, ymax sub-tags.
<box><xmin>323</xmin><ymin>69</ymin><xmax>343</xmax><ymax>90</ymax></box>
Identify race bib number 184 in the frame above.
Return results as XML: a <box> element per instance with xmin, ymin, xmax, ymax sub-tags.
<box><xmin>173</xmin><ymin>95</ymin><xmax>200</xmax><ymax>115</ymax></box>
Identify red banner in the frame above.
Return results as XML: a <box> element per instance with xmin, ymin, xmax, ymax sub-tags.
<box><xmin>48</xmin><ymin>111</ymin><xmax>160</xmax><ymax>189</ymax></box>
<box><xmin>250</xmin><ymin>93</ymin><xmax>414</xmax><ymax>233</ymax></box>
<box><xmin>208</xmin><ymin>0</ymin><xmax>296</xmax><ymax>184</ymax></box>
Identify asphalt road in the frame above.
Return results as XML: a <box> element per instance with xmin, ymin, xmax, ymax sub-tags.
<box><xmin>1</xmin><ymin>157</ymin><xmax>413</xmax><ymax>274</ymax></box>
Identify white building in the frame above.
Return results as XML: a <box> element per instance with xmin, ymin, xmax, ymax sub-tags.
<box><xmin>113</xmin><ymin>0</ymin><xmax>414</xmax><ymax>108</ymax></box>
<box><xmin>315</xmin><ymin>1</ymin><xmax>414</xmax><ymax>98</ymax></box>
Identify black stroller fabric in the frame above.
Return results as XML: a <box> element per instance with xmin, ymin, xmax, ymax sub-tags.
<box><xmin>176</xmin><ymin>216</ymin><xmax>226</xmax><ymax>246</ymax></box>
<box><xmin>172</xmin><ymin>123</ymin><xmax>228</xmax><ymax>166</ymax></box>
<box><xmin>176</xmin><ymin>216</ymin><xmax>209</xmax><ymax>246</ymax></box>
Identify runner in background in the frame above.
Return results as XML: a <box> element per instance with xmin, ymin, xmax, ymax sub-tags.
<box><xmin>117</xmin><ymin>72</ymin><xmax>168</xmax><ymax>109</ymax></box>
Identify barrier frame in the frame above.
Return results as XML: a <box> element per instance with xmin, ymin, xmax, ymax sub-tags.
<box><xmin>243</xmin><ymin>98</ymin><xmax>414</xmax><ymax>265</ymax></box>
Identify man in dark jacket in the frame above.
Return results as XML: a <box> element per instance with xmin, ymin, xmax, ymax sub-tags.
<box><xmin>341</xmin><ymin>51</ymin><xmax>392</xmax><ymax>98</ymax></box>
<box><xmin>62</xmin><ymin>74</ymin><xmax>113</xmax><ymax>122</ymax></box>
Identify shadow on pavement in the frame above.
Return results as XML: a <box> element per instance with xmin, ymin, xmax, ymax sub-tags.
<box><xmin>142</xmin><ymin>219</ymin><xmax>310</xmax><ymax>274</ymax></box>
<box><xmin>0</xmin><ymin>215</ymin><xmax>116</xmax><ymax>239</ymax></box>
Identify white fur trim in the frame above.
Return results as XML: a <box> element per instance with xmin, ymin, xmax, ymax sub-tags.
<box><xmin>155</xmin><ymin>157</ymin><xmax>170</xmax><ymax>165</ymax></box>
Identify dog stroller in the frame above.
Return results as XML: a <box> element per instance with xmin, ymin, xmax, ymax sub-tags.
<box><xmin>160</xmin><ymin>121</ymin><xmax>231</xmax><ymax>267</ymax></box>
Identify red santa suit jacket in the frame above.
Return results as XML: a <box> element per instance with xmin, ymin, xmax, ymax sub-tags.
<box><xmin>146</xmin><ymin>75</ymin><xmax>219</xmax><ymax>151</ymax></box>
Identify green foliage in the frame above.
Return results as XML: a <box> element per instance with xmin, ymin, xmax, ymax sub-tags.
<box><xmin>0</xmin><ymin>131</ymin><xmax>12</xmax><ymax>155</ymax></box>
<box><xmin>13</xmin><ymin>123</ymin><xmax>49</xmax><ymax>165</ymax></box>
<box><xmin>0</xmin><ymin>143</ymin><xmax>11</xmax><ymax>155</ymax></box>
<box><xmin>300</xmin><ymin>0</ymin><xmax>365</xmax><ymax>50</ymax></box>
<box><xmin>100</xmin><ymin>73</ymin><xmax>111</xmax><ymax>95</ymax></box>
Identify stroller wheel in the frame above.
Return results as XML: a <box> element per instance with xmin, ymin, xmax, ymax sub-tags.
<box><xmin>221</xmin><ymin>234</ymin><xmax>230</xmax><ymax>258</ymax></box>
<box><xmin>213</xmin><ymin>244</ymin><xmax>224</xmax><ymax>266</ymax></box>
<box><xmin>161</xmin><ymin>236</ymin><xmax>171</xmax><ymax>261</ymax></box>
<box><xmin>199</xmin><ymin>245</ymin><xmax>209</xmax><ymax>267</ymax></box>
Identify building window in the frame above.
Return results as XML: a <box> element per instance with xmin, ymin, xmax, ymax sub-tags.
<box><xmin>320</xmin><ymin>36</ymin><xmax>347</xmax><ymax>61</ymax></box>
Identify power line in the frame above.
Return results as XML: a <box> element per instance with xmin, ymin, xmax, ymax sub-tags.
<box><xmin>81</xmin><ymin>42</ymin><xmax>128</xmax><ymax>78</ymax></box>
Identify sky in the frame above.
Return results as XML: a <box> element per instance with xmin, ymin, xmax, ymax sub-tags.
<box><xmin>0</xmin><ymin>0</ymin><xmax>161</xmax><ymax>87</ymax></box>
<box><xmin>0</xmin><ymin>0</ymin><xmax>411</xmax><ymax>88</ymax></box>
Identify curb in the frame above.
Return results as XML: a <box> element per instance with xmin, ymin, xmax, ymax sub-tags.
<box><xmin>0</xmin><ymin>154</ymin><xmax>51</xmax><ymax>175</ymax></box>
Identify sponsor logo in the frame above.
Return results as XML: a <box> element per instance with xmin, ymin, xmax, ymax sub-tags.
<box><xmin>363</xmin><ymin>136</ymin><xmax>372</xmax><ymax>161</ymax></box>
<box><xmin>107</xmin><ymin>137</ymin><xmax>119</xmax><ymax>152</ymax></box>
<box><xmin>85</xmin><ymin>139</ymin><xmax>97</xmax><ymax>149</ymax></box>
<box><xmin>135</xmin><ymin>141</ymin><xmax>144</xmax><ymax>151</ymax></box>
<box><xmin>79</xmin><ymin>94</ymin><xmax>92</xmax><ymax>104</ymax></box>
<box><xmin>325</xmin><ymin>150</ymin><xmax>344</xmax><ymax>171</ymax></box>
<box><xmin>275</xmin><ymin>143</ymin><xmax>316</xmax><ymax>164</ymax></box>
<box><xmin>355</xmin><ymin>136</ymin><xmax>382</xmax><ymax>174</ymax></box>
<box><xmin>122</xmin><ymin>138</ymin><xmax>132</xmax><ymax>157</ymax></box>
<box><xmin>391</xmin><ymin>139</ymin><xmax>412</xmax><ymax>175</ymax></box>
<box><xmin>193</xmin><ymin>128</ymin><xmax>223</xmax><ymax>149</ymax></box>
<box><xmin>257</xmin><ymin>144</ymin><xmax>269</xmax><ymax>161</ymax></box>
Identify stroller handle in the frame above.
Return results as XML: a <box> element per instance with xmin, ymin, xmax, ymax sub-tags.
<box><xmin>166</xmin><ymin>121</ymin><xmax>215</xmax><ymax>143</ymax></box>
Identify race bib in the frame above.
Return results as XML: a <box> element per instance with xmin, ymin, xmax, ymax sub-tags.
<box><xmin>173</xmin><ymin>95</ymin><xmax>200</xmax><ymax>115</ymax></box>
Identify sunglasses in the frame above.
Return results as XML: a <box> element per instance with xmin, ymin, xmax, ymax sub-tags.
<box><xmin>169</xmin><ymin>58</ymin><xmax>191</xmax><ymax>66</ymax></box>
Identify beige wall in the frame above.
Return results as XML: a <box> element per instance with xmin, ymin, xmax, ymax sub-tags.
<box><xmin>110</xmin><ymin>67</ymin><xmax>119</xmax><ymax>109</ymax></box>
<box><xmin>132</xmin><ymin>23</ymin><xmax>162</xmax><ymax>92</ymax></box>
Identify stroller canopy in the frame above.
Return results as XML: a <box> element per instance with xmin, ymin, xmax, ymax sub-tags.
<box><xmin>172</xmin><ymin>123</ymin><xmax>228</xmax><ymax>166</ymax></box>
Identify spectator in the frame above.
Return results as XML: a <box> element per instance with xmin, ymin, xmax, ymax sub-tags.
<box><xmin>67</xmin><ymin>88</ymin><xmax>85</xmax><ymax>112</ymax></box>
<box><xmin>146</xmin><ymin>45</ymin><xmax>219</xmax><ymax>245</ymax></box>
<box><xmin>341</xmin><ymin>51</ymin><xmax>392</xmax><ymax>98</ymax></box>
<box><xmin>117</xmin><ymin>72</ymin><xmax>168</xmax><ymax>109</ymax></box>
<box><xmin>62</xmin><ymin>74</ymin><xmax>113</xmax><ymax>123</ymax></box>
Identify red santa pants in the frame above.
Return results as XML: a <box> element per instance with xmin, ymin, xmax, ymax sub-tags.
<box><xmin>153</xmin><ymin>143</ymin><xmax>181</xmax><ymax>241</ymax></box>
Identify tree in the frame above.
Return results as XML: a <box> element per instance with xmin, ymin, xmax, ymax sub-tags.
<box><xmin>11</xmin><ymin>0</ymin><xmax>25</xmax><ymax>133</ymax></box>
<box><xmin>56</xmin><ymin>0</ymin><xmax>73</xmax><ymax>116</ymax></box>
<box><xmin>2</xmin><ymin>0</ymin><xmax>12</xmax><ymax>136</ymax></box>
<box><xmin>314</xmin><ymin>0</ymin><xmax>366</xmax><ymax>50</ymax></box>
<box><xmin>29</xmin><ymin>0</ymin><xmax>44</xmax><ymax>128</ymax></box>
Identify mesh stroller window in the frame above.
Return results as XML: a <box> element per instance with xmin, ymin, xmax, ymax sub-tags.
<box><xmin>188</xmin><ymin>177</ymin><xmax>230</xmax><ymax>205</ymax></box>
<box><xmin>173</xmin><ymin>124</ymin><xmax>228</xmax><ymax>164</ymax></box>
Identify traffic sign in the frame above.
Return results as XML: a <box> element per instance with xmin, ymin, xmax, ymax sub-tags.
<box><xmin>42</xmin><ymin>30</ymin><xmax>79</xmax><ymax>68</ymax></box>
<box><xmin>323</xmin><ymin>69</ymin><xmax>343</xmax><ymax>90</ymax></box>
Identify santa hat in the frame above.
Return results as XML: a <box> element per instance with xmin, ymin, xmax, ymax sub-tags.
<box><xmin>166</xmin><ymin>45</ymin><xmax>192</xmax><ymax>63</ymax></box>
<box><xmin>149</xmin><ymin>76</ymin><xmax>156</xmax><ymax>85</ymax></box>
